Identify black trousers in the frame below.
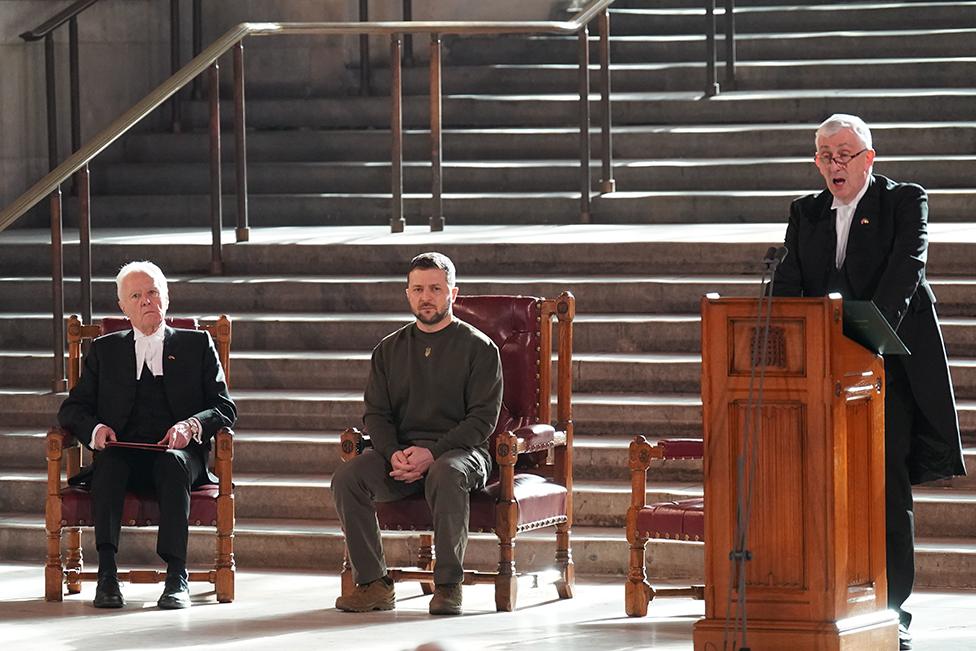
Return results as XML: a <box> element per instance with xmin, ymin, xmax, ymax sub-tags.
<box><xmin>91</xmin><ymin>446</ymin><xmax>206</xmax><ymax>564</ymax></box>
<box><xmin>884</xmin><ymin>356</ymin><xmax>917</xmax><ymax>628</ymax></box>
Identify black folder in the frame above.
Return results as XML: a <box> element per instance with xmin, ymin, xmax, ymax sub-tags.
<box><xmin>842</xmin><ymin>300</ymin><xmax>910</xmax><ymax>356</ymax></box>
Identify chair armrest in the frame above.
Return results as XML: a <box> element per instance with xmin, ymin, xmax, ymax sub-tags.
<box><xmin>658</xmin><ymin>438</ymin><xmax>704</xmax><ymax>460</ymax></box>
<box><xmin>340</xmin><ymin>428</ymin><xmax>365</xmax><ymax>462</ymax></box>
<box><xmin>214</xmin><ymin>427</ymin><xmax>234</xmax><ymax>491</ymax></box>
<box><xmin>512</xmin><ymin>423</ymin><xmax>557</xmax><ymax>455</ymax></box>
<box><xmin>46</xmin><ymin>427</ymin><xmax>79</xmax><ymax>451</ymax></box>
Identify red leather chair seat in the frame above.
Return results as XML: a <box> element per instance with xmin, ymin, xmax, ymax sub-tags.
<box><xmin>636</xmin><ymin>497</ymin><xmax>704</xmax><ymax>541</ymax></box>
<box><xmin>60</xmin><ymin>484</ymin><xmax>220</xmax><ymax>527</ymax></box>
<box><xmin>376</xmin><ymin>474</ymin><xmax>568</xmax><ymax>533</ymax></box>
<box><xmin>658</xmin><ymin>439</ymin><xmax>704</xmax><ymax>459</ymax></box>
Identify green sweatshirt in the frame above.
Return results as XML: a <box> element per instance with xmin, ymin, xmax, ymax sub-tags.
<box><xmin>363</xmin><ymin>318</ymin><xmax>503</xmax><ymax>463</ymax></box>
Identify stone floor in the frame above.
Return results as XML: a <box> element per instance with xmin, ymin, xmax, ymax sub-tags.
<box><xmin>2</xmin><ymin>563</ymin><xmax>975</xmax><ymax>651</ymax></box>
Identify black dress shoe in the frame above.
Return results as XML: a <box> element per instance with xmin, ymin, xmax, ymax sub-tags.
<box><xmin>157</xmin><ymin>570</ymin><xmax>191</xmax><ymax>609</ymax></box>
<box><xmin>898</xmin><ymin>623</ymin><xmax>913</xmax><ymax>650</ymax></box>
<box><xmin>93</xmin><ymin>574</ymin><xmax>124</xmax><ymax>609</ymax></box>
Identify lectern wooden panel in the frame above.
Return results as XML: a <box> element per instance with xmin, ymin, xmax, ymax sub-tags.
<box><xmin>693</xmin><ymin>296</ymin><xmax>898</xmax><ymax>650</ymax></box>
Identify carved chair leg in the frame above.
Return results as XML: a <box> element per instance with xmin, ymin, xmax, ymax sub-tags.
<box><xmin>65</xmin><ymin>527</ymin><xmax>82</xmax><ymax>594</ymax></box>
<box><xmin>418</xmin><ymin>533</ymin><xmax>435</xmax><ymax>595</ymax></box>
<box><xmin>554</xmin><ymin>523</ymin><xmax>574</xmax><ymax>599</ymax></box>
<box><xmin>44</xmin><ymin>527</ymin><xmax>64</xmax><ymax>602</ymax></box>
<box><xmin>495</xmin><ymin>537</ymin><xmax>517</xmax><ymax>612</ymax></box>
<box><xmin>625</xmin><ymin>532</ymin><xmax>652</xmax><ymax>617</ymax></box>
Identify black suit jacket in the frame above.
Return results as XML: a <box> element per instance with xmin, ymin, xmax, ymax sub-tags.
<box><xmin>58</xmin><ymin>326</ymin><xmax>237</xmax><ymax>465</ymax></box>
<box><xmin>772</xmin><ymin>174</ymin><xmax>965</xmax><ymax>483</ymax></box>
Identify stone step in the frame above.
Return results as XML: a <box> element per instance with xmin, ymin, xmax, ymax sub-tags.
<box><xmin>3</xmin><ymin>384</ymin><xmax>976</xmax><ymax>439</ymax></box>
<box><xmin>0</xmin><ymin>514</ymin><xmax>696</xmax><ymax>578</ymax></box>
<box><xmin>3</xmin><ymin>423</ymin><xmax>974</xmax><ymax>488</ymax></box>
<box><xmin>89</xmin><ymin>156</ymin><xmax>976</xmax><ymax>195</ymax></box>
<box><xmin>117</xmin><ymin>123</ymin><xmax>976</xmax><ymax>163</ymax></box>
<box><xmin>4</xmin><ymin>311</ymin><xmax>976</xmax><ymax>358</ymax></box>
<box><xmin>374</xmin><ymin>58</ymin><xmax>976</xmax><ymax>96</ymax></box>
<box><xmin>5</xmin><ymin>274</ymin><xmax>976</xmax><ymax>317</ymax></box>
<box><xmin>444</xmin><ymin>29</ymin><xmax>976</xmax><ymax>65</ymax></box>
<box><xmin>4</xmin><ymin>463</ymin><xmax>975</xmax><ymax>536</ymax></box>
<box><xmin>2</xmin><ymin>514</ymin><xmax>974</xmax><ymax>587</ymax></box>
<box><xmin>608</xmin><ymin>3</ymin><xmax>976</xmax><ymax>36</ymax></box>
<box><xmin>0</xmin><ymin>427</ymin><xmax>704</xmax><ymax>482</ymax></box>
<box><xmin>180</xmin><ymin>89</ymin><xmax>976</xmax><ymax>129</ymax></box>
<box><xmin>0</xmin><ymin>467</ymin><xmax>708</xmax><ymax>527</ymax></box>
<box><xmin>2</xmin><ymin>225</ymin><xmax>974</xmax><ymax>277</ymax></box>
<box><xmin>53</xmin><ymin>188</ymin><xmax>976</xmax><ymax>227</ymax></box>
<box><xmin>5</xmin><ymin>347</ymin><xmax>976</xmax><ymax>405</ymax></box>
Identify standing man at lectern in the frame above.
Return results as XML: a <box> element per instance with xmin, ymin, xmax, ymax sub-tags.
<box><xmin>771</xmin><ymin>114</ymin><xmax>966</xmax><ymax>650</ymax></box>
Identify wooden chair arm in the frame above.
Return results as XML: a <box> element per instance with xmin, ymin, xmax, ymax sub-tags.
<box><xmin>340</xmin><ymin>427</ymin><xmax>364</xmax><ymax>462</ymax></box>
<box><xmin>214</xmin><ymin>427</ymin><xmax>234</xmax><ymax>491</ymax></box>
<box><xmin>626</xmin><ymin>435</ymin><xmax>664</xmax><ymax>541</ymax></box>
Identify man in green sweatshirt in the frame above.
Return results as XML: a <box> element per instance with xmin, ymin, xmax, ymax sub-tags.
<box><xmin>332</xmin><ymin>252</ymin><xmax>503</xmax><ymax>616</ymax></box>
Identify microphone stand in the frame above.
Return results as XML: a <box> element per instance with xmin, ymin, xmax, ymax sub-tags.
<box><xmin>721</xmin><ymin>247</ymin><xmax>785</xmax><ymax>651</ymax></box>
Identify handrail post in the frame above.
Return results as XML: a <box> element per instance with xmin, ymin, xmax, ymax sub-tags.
<box><xmin>77</xmin><ymin>164</ymin><xmax>92</xmax><ymax>326</ymax></box>
<box><xmin>208</xmin><ymin>62</ymin><xmax>224</xmax><ymax>273</ymax></box>
<box><xmin>429</xmin><ymin>33</ymin><xmax>444</xmax><ymax>232</ymax></box>
<box><xmin>68</xmin><ymin>17</ymin><xmax>81</xmax><ymax>195</ymax></box>
<box><xmin>577</xmin><ymin>26</ymin><xmax>592</xmax><ymax>223</ymax></box>
<box><xmin>705</xmin><ymin>0</ymin><xmax>719</xmax><ymax>96</ymax></box>
<box><xmin>44</xmin><ymin>34</ymin><xmax>59</xmax><ymax>172</ymax></box>
<box><xmin>597</xmin><ymin>7</ymin><xmax>615</xmax><ymax>194</ymax></box>
<box><xmin>390</xmin><ymin>34</ymin><xmax>405</xmax><ymax>233</ymax></box>
<box><xmin>403</xmin><ymin>0</ymin><xmax>414</xmax><ymax>65</ymax></box>
<box><xmin>724</xmin><ymin>0</ymin><xmax>736</xmax><ymax>90</ymax></box>
<box><xmin>192</xmin><ymin>0</ymin><xmax>203</xmax><ymax>100</ymax></box>
<box><xmin>359</xmin><ymin>1</ymin><xmax>371</xmax><ymax>96</ymax></box>
<box><xmin>170</xmin><ymin>0</ymin><xmax>182</xmax><ymax>132</ymax></box>
<box><xmin>233</xmin><ymin>40</ymin><xmax>249</xmax><ymax>243</ymax></box>
<box><xmin>50</xmin><ymin>186</ymin><xmax>67</xmax><ymax>393</ymax></box>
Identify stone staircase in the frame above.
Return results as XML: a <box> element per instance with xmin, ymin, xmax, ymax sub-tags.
<box><xmin>2</xmin><ymin>0</ymin><xmax>975</xmax><ymax>591</ymax></box>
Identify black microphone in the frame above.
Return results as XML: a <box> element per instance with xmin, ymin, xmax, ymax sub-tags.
<box><xmin>762</xmin><ymin>246</ymin><xmax>777</xmax><ymax>263</ymax></box>
<box><xmin>762</xmin><ymin>246</ymin><xmax>787</xmax><ymax>268</ymax></box>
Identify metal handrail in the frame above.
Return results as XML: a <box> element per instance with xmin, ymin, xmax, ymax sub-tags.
<box><xmin>1</xmin><ymin>0</ymin><xmax>618</xmax><ymax>391</ymax></box>
<box><xmin>2</xmin><ymin>9</ymin><xmax>616</xmax><ymax>231</ymax></box>
<box><xmin>18</xmin><ymin>0</ymin><xmax>100</xmax><ymax>41</ymax></box>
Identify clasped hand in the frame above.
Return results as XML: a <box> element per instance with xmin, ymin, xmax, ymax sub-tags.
<box><xmin>389</xmin><ymin>446</ymin><xmax>434</xmax><ymax>483</ymax></box>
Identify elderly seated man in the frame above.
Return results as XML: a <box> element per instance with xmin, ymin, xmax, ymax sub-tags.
<box><xmin>58</xmin><ymin>261</ymin><xmax>237</xmax><ymax>610</ymax></box>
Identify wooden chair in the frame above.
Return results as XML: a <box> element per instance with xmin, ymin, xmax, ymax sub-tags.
<box><xmin>625</xmin><ymin>434</ymin><xmax>706</xmax><ymax>617</ymax></box>
<box><xmin>339</xmin><ymin>292</ymin><xmax>576</xmax><ymax>611</ymax></box>
<box><xmin>44</xmin><ymin>314</ymin><xmax>235</xmax><ymax>602</ymax></box>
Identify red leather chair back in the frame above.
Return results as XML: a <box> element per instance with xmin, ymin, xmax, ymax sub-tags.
<box><xmin>453</xmin><ymin>295</ymin><xmax>542</xmax><ymax>435</ymax></box>
<box><xmin>100</xmin><ymin>316</ymin><xmax>198</xmax><ymax>335</ymax></box>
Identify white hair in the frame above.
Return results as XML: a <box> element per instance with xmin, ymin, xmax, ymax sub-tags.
<box><xmin>815</xmin><ymin>113</ymin><xmax>873</xmax><ymax>150</ymax></box>
<box><xmin>116</xmin><ymin>260</ymin><xmax>169</xmax><ymax>309</ymax></box>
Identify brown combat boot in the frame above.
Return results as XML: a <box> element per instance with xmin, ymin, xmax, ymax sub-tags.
<box><xmin>335</xmin><ymin>576</ymin><xmax>396</xmax><ymax>612</ymax></box>
<box><xmin>429</xmin><ymin>583</ymin><xmax>463</xmax><ymax>615</ymax></box>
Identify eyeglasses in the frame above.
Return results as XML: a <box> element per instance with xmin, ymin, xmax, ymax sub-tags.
<box><xmin>816</xmin><ymin>148</ymin><xmax>868</xmax><ymax>167</ymax></box>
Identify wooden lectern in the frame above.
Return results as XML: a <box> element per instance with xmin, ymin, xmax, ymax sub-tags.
<box><xmin>693</xmin><ymin>296</ymin><xmax>898</xmax><ymax>650</ymax></box>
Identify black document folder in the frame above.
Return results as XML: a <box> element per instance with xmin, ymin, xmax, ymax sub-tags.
<box><xmin>842</xmin><ymin>300</ymin><xmax>910</xmax><ymax>356</ymax></box>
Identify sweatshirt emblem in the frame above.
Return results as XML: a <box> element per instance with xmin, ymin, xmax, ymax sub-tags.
<box><xmin>425</xmin><ymin>346</ymin><xmax>432</xmax><ymax>358</ymax></box>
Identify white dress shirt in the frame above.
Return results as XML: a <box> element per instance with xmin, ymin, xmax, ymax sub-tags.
<box><xmin>134</xmin><ymin>324</ymin><xmax>165</xmax><ymax>379</ymax></box>
<box><xmin>833</xmin><ymin>179</ymin><xmax>871</xmax><ymax>269</ymax></box>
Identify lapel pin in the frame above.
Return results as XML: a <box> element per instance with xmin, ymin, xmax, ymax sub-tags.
<box><xmin>859</xmin><ymin>217</ymin><xmax>870</xmax><ymax>225</ymax></box>
<box><xmin>167</xmin><ymin>355</ymin><xmax>176</xmax><ymax>360</ymax></box>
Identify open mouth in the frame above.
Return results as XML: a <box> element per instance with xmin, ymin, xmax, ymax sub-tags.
<box><xmin>832</xmin><ymin>177</ymin><xmax>846</xmax><ymax>189</ymax></box>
